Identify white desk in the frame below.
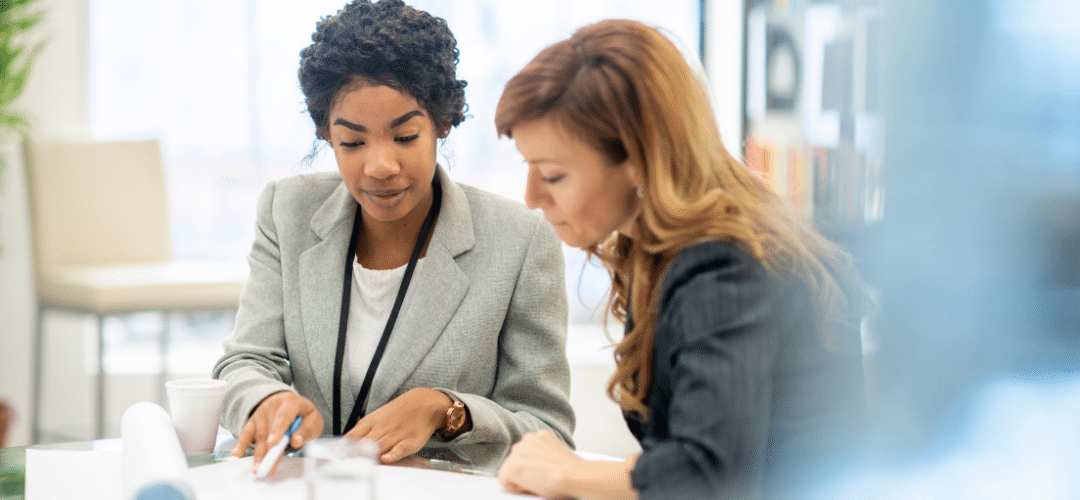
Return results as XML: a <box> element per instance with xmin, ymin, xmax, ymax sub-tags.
<box><xmin>26</xmin><ymin>449</ymin><xmax>524</xmax><ymax>500</ymax></box>
<box><xmin>18</xmin><ymin>436</ymin><xmax>529</xmax><ymax>500</ymax></box>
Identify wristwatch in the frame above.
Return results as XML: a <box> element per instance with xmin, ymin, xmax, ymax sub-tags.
<box><xmin>435</xmin><ymin>390</ymin><xmax>468</xmax><ymax>441</ymax></box>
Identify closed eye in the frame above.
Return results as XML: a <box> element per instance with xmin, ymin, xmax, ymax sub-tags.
<box><xmin>540</xmin><ymin>174</ymin><xmax>566</xmax><ymax>184</ymax></box>
<box><xmin>395</xmin><ymin>134</ymin><xmax>420</xmax><ymax>144</ymax></box>
<box><xmin>340</xmin><ymin>141</ymin><xmax>364</xmax><ymax>148</ymax></box>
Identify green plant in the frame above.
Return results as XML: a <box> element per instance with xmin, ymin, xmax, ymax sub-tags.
<box><xmin>0</xmin><ymin>0</ymin><xmax>43</xmax><ymax>258</ymax></box>
<box><xmin>1</xmin><ymin>0</ymin><xmax>45</xmax><ymax>178</ymax></box>
<box><xmin>0</xmin><ymin>468</ymin><xmax>25</xmax><ymax>498</ymax></box>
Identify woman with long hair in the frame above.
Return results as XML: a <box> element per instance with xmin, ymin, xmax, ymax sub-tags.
<box><xmin>495</xmin><ymin>19</ymin><xmax>866</xmax><ymax>499</ymax></box>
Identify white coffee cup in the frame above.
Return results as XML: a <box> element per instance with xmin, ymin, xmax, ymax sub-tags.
<box><xmin>165</xmin><ymin>379</ymin><xmax>227</xmax><ymax>455</ymax></box>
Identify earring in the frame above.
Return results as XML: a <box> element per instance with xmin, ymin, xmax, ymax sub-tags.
<box><xmin>636</xmin><ymin>186</ymin><xmax>644</xmax><ymax>198</ymax></box>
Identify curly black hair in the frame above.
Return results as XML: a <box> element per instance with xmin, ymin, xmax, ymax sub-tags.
<box><xmin>299</xmin><ymin>0</ymin><xmax>467</xmax><ymax>140</ymax></box>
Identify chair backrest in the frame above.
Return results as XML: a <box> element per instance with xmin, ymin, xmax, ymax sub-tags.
<box><xmin>25</xmin><ymin>139</ymin><xmax>173</xmax><ymax>270</ymax></box>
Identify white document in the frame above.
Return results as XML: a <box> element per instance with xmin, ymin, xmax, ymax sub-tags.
<box><xmin>26</xmin><ymin>400</ymin><xmax>537</xmax><ymax>500</ymax></box>
<box><xmin>25</xmin><ymin>449</ymin><xmax>122</xmax><ymax>500</ymax></box>
<box><xmin>187</xmin><ymin>456</ymin><xmax>533</xmax><ymax>500</ymax></box>
<box><xmin>27</xmin><ymin>449</ymin><xmax>534</xmax><ymax>499</ymax></box>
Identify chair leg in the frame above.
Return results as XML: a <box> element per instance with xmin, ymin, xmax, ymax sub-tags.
<box><xmin>158</xmin><ymin>311</ymin><xmax>172</xmax><ymax>406</ymax></box>
<box><xmin>31</xmin><ymin>306</ymin><xmax>46</xmax><ymax>444</ymax></box>
<box><xmin>95</xmin><ymin>313</ymin><xmax>106</xmax><ymax>440</ymax></box>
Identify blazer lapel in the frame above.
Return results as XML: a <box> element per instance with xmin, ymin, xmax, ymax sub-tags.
<box><xmin>298</xmin><ymin>181</ymin><xmax>357</xmax><ymax>421</ymax></box>
<box><xmin>365</xmin><ymin>166</ymin><xmax>474</xmax><ymax>410</ymax></box>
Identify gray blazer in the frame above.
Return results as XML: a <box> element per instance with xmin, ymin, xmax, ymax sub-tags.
<box><xmin>212</xmin><ymin>166</ymin><xmax>575</xmax><ymax>446</ymax></box>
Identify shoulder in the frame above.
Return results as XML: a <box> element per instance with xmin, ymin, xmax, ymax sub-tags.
<box><xmin>253</xmin><ymin>172</ymin><xmax>348</xmax><ymax>235</ymax></box>
<box><xmin>455</xmin><ymin>182</ymin><xmax>551</xmax><ymax>245</ymax></box>
<box><xmin>255</xmin><ymin>171</ymin><xmax>343</xmax><ymax>215</ymax></box>
<box><xmin>267</xmin><ymin>171</ymin><xmax>343</xmax><ymax>202</ymax></box>
<box><xmin>653</xmin><ymin>239</ymin><xmax>783</xmax><ymax>346</ymax></box>
<box><xmin>659</xmin><ymin>239</ymin><xmax>771</xmax><ymax>309</ymax></box>
<box><xmin>458</xmin><ymin>182</ymin><xmax>543</xmax><ymax>225</ymax></box>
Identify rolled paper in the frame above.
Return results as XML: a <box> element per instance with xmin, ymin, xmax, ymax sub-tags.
<box><xmin>121</xmin><ymin>402</ymin><xmax>195</xmax><ymax>500</ymax></box>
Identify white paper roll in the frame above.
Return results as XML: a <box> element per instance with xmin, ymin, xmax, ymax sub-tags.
<box><xmin>121</xmin><ymin>402</ymin><xmax>195</xmax><ymax>500</ymax></box>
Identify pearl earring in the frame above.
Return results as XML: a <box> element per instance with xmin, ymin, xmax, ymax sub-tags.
<box><xmin>636</xmin><ymin>186</ymin><xmax>644</xmax><ymax>198</ymax></box>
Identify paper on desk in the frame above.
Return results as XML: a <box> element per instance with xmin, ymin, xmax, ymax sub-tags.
<box><xmin>187</xmin><ymin>456</ymin><xmax>534</xmax><ymax>500</ymax></box>
<box><xmin>28</xmin><ymin>449</ymin><xmax>533</xmax><ymax>500</ymax></box>
<box><xmin>25</xmin><ymin>449</ymin><xmax>122</xmax><ymax>500</ymax></box>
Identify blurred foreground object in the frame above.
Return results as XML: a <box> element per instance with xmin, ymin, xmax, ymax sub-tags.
<box><xmin>869</xmin><ymin>0</ymin><xmax>1080</xmax><ymax>459</ymax></box>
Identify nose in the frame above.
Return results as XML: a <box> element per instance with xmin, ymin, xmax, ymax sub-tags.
<box><xmin>523</xmin><ymin>167</ymin><xmax>548</xmax><ymax>210</ymax></box>
<box><xmin>363</xmin><ymin>143</ymin><xmax>400</xmax><ymax>180</ymax></box>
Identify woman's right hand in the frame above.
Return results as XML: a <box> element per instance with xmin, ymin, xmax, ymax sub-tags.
<box><xmin>231</xmin><ymin>390</ymin><xmax>324</xmax><ymax>474</ymax></box>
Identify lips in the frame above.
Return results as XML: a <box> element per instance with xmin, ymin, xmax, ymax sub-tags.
<box><xmin>541</xmin><ymin>212</ymin><xmax>564</xmax><ymax>226</ymax></box>
<box><xmin>363</xmin><ymin>187</ymin><xmax>409</xmax><ymax>208</ymax></box>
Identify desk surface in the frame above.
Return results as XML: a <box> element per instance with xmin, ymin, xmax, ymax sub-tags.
<box><xmin>0</xmin><ymin>436</ymin><xmax>512</xmax><ymax>500</ymax></box>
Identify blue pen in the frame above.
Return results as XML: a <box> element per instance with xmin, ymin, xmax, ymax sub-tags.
<box><xmin>255</xmin><ymin>415</ymin><xmax>303</xmax><ymax>478</ymax></box>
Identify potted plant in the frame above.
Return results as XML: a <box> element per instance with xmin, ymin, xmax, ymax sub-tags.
<box><xmin>0</xmin><ymin>3</ymin><xmax>43</xmax><ymax>486</ymax></box>
<box><xmin>1</xmin><ymin>0</ymin><xmax>44</xmax><ymax>180</ymax></box>
<box><xmin>1</xmin><ymin>0</ymin><xmax>44</xmax><ymax>260</ymax></box>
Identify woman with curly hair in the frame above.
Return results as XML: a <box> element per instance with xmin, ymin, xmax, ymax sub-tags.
<box><xmin>213</xmin><ymin>0</ymin><xmax>574</xmax><ymax>473</ymax></box>
<box><xmin>494</xmin><ymin>19</ymin><xmax>867</xmax><ymax>499</ymax></box>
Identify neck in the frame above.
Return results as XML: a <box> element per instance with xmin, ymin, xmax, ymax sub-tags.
<box><xmin>355</xmin><ymin>191</ymin><xmax>436</xmax><ymax>270</ymax></box>
<box><xmin>615</xmin><ymin>212</ymin><xmax>641</xmax><ymax>240</ymax></box>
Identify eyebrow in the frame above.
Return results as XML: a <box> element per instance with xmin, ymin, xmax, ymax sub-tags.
<box><xmin>333</xmin><ymin>110</ymin><xmax>425</xmax><ymax>132</ymax></box>
<box><xmin>526</xmin><ymin>157</ymin><xmax>564</xmax><ymax>166</ymax></box>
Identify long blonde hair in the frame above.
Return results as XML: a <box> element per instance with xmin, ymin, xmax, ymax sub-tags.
<box><xmin>496</xmin><ymin>19</ymin><xmax>864</xmax><ymax>418</ymax></box>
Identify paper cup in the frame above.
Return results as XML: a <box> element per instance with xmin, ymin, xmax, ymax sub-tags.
<box><xmin>165</xmin><ymin>379</ymin><xmax>227</xmax><ymax>455</ymax></box>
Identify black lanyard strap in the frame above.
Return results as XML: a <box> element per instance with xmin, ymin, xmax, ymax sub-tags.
<box><xmin>332</xmin><ymin>178</ymin><xmax>443</xmax><ymax>435</ymax></box>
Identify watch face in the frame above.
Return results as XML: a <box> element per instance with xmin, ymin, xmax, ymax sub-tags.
<box><xmin>447</xmin><ymin>403</ymin><xmax>466</xmax><ymax>432</ymax></box>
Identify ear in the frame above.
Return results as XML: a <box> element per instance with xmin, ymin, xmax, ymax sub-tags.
<box><xmin>623</xmin><ymin>161</ymin><xmax>643</xmax><ymax>190</ymax></box>
<box><xmin>436</xmin><ymin>124</ymin><xmax>451</xmax><ymax>139</ymax></box>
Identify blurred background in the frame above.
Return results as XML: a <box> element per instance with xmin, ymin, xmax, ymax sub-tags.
<box><xmin>1</xmin><ymin>0</ymin><xmax>1078</xmax><ymax>494</ymax></box>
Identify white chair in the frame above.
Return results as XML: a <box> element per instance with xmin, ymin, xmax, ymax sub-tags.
<box><xmin>25</xmin><ymin>139</ymin><xmax>246</xmax><ymax>442</ymax></box>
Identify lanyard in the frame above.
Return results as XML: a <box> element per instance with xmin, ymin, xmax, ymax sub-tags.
<box><xmin>331</xmin><ymin>178</ymin><xmax>442</xmax><ymax>435</ymax></box>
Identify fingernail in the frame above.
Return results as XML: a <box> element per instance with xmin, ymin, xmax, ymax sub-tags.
<box><xmin>294</xmin><ymin>435</ymin><xmax>304</xmax><ymax>447</ymax></box>
<box><xmin>267</xmin><ymin>434</ymin><xmax>277</xmax><ymax>444</ymax></box>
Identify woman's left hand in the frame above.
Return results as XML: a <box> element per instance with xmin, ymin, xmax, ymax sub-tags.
<box><xmin>343</xmin><ymin>387</ymin><xmax>451</xmax><ymax>463</ymax></box>
<box><xmin>497</xmin><ymin>429</ymin><xmax>582</xmax><ymax>499</ymax></box>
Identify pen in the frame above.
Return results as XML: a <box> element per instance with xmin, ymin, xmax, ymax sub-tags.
<box><xmin>255</xmin><ymin>415</ymin><xmax>303</xmax><ymax>478</ymax></box>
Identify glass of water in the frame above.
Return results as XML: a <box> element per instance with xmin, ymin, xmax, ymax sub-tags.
<box><xmin>304</xmin><ymin>437</ymin><xmax>378</xmax><ymax>500</ymax></box>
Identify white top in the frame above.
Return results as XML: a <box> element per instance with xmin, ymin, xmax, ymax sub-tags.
<box><xmin>345</xmin><ymin>256</ymin><xmax>426</xmax><ymax>400</ymax></box>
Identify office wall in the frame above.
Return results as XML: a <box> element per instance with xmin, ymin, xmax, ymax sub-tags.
<box><xmin>0</xmin><ymin>0</ymin><xmax>90</xmax><ymax>447</ymax></box>
<box><xmin>0</xmin><ymin>138</ymin><xmax>35</xmax><ymax>447</ymax></box>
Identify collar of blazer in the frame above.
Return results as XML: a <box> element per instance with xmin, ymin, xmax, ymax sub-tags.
<box><xmin>308</xmin><ymin>164</ymin><xmax>476</xmax><ymax>258</ymax></box>
<box><xmin>300</xmin><ymin>163</ymin><xmax>473</xmax><ymax>427</ymax></box>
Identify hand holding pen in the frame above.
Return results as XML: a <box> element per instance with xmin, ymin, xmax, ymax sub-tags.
<box><xmin>255</xmin><ymin>415</ymin><xmax>302</xmax><ymax>478</ymax></box>
<box><xmin>232</xmin><ymin>390</ymin><xmax>325</xmax><ymax>476</ymax></box>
